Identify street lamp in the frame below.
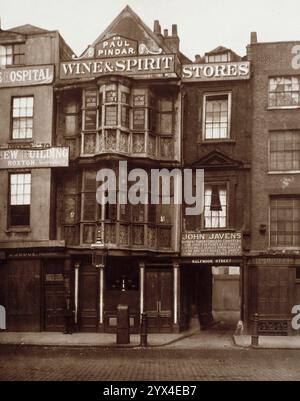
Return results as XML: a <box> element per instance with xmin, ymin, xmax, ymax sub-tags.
<box><xmin>91</xmin><ymin>227</ymin><xmax>107</xmax><ymax>268</ymax></box>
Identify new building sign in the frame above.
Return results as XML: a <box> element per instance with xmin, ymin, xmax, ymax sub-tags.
<box><xmin>182</xmin><ymin>61</ymin><xmax>250</xmax><ymax>82</ymax></box>
<box><xmin>0</xmin><ymin>147</ymin><xmax>69</xmax><ymax>169</ymax></box>
<box><xmin>181</xmin><ymin>232</ymin><xmax>243</xmax><ymax>257</ymax></box>
<box><xmin>0</xmin><ymin>65</ymin><xmax>54</xmax><ymax>87</ymax></box>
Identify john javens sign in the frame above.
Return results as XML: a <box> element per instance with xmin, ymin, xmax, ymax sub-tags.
<box><xmin>182</xmin><ymin>61</ymin><xmax>250</xmax><ymax>82</ymax></box>
<box><xmin>182</xmin><ymin>231</ymin><xmax>243</xmax><ymax>257</ymax></box>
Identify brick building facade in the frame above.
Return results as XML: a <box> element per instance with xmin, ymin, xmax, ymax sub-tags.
<box><xmin>0</xmin><ymin>6</ymin><xmax>299</xmax><ymax>336</ymax></box>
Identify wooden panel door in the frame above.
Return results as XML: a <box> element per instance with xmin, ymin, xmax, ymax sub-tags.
<box><xmin>7</xmin><ymin>260</ymin><xmax>41</xmax><ymax>332</ymax></box>
<box><xmin>45</xmin><ymin>284</ymin><xmax>65</xmax><ymax>332</ymax></box>
<box><xmin>79</xmin><ymin>265</ymin><xmax>98</xmax><ymax>332</ymax></box>
<box><xmin>145</xmin><ymin>270</ymin><xmax>173</xmax><ymax>333</ymax></box>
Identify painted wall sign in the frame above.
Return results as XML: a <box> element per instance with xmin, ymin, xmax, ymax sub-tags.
<box><xmin>60</xmin><ymin>55</ymin><xmax>175</xmax><ymax>79</ymax></box>
<box><xmin>0</xmin><ymin>147</ymin><xmax>69</xmax><ymax>169</ymax></box>
<box><xmin>95</xmin><ymin>36</ymin><xmax>138</xmax><ymax>58</ymax></box>
<box><xmin>0</xmin><ymin>65</ymin><xmax>54</xmax><ymax>87</ymax></box>
<box><xmin>182</xmin><ymin>61</ymin><xmax>250</xmax><ymax>82</ymax></box>
<box><xmin>181</xmin><ymin>232</ymin><xmax>243</xmax><ymax>257</ymax></box>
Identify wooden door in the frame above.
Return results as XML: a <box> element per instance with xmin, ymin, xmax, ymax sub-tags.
<box><xmin>45</xmin><ymin>284</ymin><xmax>65</xmax><ymax>332</ymax></box>
<box><xmin>7</xmin><ymin>260</ymin><xmax>41</xmax><ymax>332</ymax></box>
<box><xmin>145</xmin><ymin>270</ymin><xmax>173</xmax><ymax>333</ymax></box>
<box><xmin>79</xmin><ymin>265</ymin><xmax>98</xmax><ymax>332</ymax></box>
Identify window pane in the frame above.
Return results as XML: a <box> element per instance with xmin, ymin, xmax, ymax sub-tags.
<box><xmin>12</xmin><ymin>97</ymin><xmax>34</xmax><ymax>139</ymax></box>
<box><xmin>105</xmin><ymin>106</ymin><xmax>118</xmax><ymax>126</ymax></box>
<box><xmin>204</xmin><ymin>95</ymin><xmax>229</xmax><ymax>140</ymax></box>
<box><xmin>269</xmin><ymin>77</ymin><xmax>300</xmax><ymax>107</ymax></box>
<box><xmin>270</xmin><ymin>197</ymin><xmax>300</xmax><ymax>246</ymax></box>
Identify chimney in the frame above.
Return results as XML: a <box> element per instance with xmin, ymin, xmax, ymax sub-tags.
<box><xmin>164</xmin><ymin>24</ymin><xmax>180</xmax><ymax>52</ymax></box>
<box><xmin>251</xmin><ymin>32</ymin><xmax>258</xmax><ymax>44</ymax></box>
<box><xmin>164</xmin><ymin>29</ymin><xmax>168</xmax><ymax>37</ymax></box>
<box><xmin>154</xmin><ymin>20</ymin><xmax>161</xmax><ymax>35</ymax></box>
<box><xmin>195</xmin><ymin>54</ymin><xmax>201</xmax><ymax>63</ymax></box>
<box><xmin>172</xmin><ymin>24</ymin><xmax>178</xmax><ymax>37</ymax></box>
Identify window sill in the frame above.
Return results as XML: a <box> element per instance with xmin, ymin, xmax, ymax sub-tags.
<box><xmin>200</xmin><ymin>139</ymin><xmax>236</xmax><ymax>144</ymax></box>
<box><xmin>7</xmin><ymin>139</ymin><xmax>34</xmax><ymax>145</ymax></box>
<box><xmin>267</xmin><ymin>106</ymin><xmax>300</xmax><ymax>110</ymax></box>
<box><xmin>268</xmin><ymin>171</ymin><xmax>300</xmax><ymax>175</ymax></box>
<box><xmin>5</xmin><ymin>227</ymin><xmax>31</xmax><ymax>234</ymax></box>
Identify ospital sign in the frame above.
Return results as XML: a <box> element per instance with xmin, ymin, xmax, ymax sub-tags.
<box><xmin>182</xmin><ymin>61</ymin><xmax>250</xmax><ymax>82</ymax></box>
<box><xmin>0</xmin><ymin>65</ymin><xmax>54</xmax><ymax>87</ymax></box>
<box><xmin>0</xmin><ymin>147</ymin><xmax>69</xmax><ymax>169</ymax></box>
<box><xmin>60</xmin><ymin>55</ymin><xmax>175</xmax><ymax>79</ymax></box>
<box><xmin>181</xmin><ymin>232</ymin><xmax>243</xmax><ymax>257</ymax></box>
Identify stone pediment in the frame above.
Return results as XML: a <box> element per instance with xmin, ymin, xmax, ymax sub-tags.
<box><xmin>192</xmin><ymin>150</ymin><xmax>243</xmax><ymax>169</ymax></box>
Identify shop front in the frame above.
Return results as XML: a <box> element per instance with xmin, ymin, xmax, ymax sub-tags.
<box><xmin>180</xmin><ymin>231</ymin><xmax>244</xmax><ymax>331</ymax></box>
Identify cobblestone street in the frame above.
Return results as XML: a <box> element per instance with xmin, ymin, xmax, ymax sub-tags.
<box><xmin>0</xmin><ymin>346</ymin><xmax>300</xmax><ymax>381</ymax></box>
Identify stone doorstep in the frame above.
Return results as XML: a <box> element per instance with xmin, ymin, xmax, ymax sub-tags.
<box><xmin>233</xmin><ymin>335</ymin><xmax>300</xmax><ymax>349</ymax></box>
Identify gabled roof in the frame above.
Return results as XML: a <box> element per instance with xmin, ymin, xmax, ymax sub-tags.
<box><xmin>80</xmin><ymin>5</ymin><xmax>170</xmax><ymax>57</ymax></box>
<box><xmin>5</xmin><ymin>24</ymin><xmax>50</xmax><ymax>35</ymax></box>
<box><xmin>206</xmin><ymin>46</ymin><xmax>231</xmax><ymax>55</ymax></box>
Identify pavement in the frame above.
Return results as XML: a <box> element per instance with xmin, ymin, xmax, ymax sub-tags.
<box><xmin>1</xmin><ymin>328</ymin><xmax>300</xmax><ymax>349</ymax></box>
<box><xmin>1</xmin><ymin>347</ymin><xmax>300</xmax><ymax>381</ymax></box>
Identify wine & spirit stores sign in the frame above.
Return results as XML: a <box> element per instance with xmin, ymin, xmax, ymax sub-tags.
<box><xmin>60</xmin><ymin>55</ymin><xmax>175</xmax><ymax>79</ymax></box>
<box><xmin>182</xmin><ymin>61</ymin><xmax>250</xmax><ymax>82</ymax></box>
<box><xmin>182</xmin><ymin>231</ymin><xmax>243</xmax><ymax>257</ymax></box>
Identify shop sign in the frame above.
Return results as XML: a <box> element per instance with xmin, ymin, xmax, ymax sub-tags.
<box><xmin>0</xmin><ymin>65</ymin><xmax>54</xmax><ymax>87</ymax></box>
<box><xmin>60</xmin><ymin>55</ymin><xmax>175</xmax><ymax>79</ymax></box>
<box><xmin>0</xmin><ymin>147</ymin><xmax>69</xmax><ymax>169</ymax></box>
<box><xmin>191</xmin><ymin>258</ymin><xmax>237</xmax><ymax>265</ymax></box>
<box><xmin>95</xmin><ymin>36</ymin><xmax>138</xmax><ymax>58</ymax></box>
<box><xmin>182</xmin><ymin>231</ymin><xmax>243</xmax><ymax>257</ymax></box>
<box><xmin>182</xmin><ymin>61</ymin><xmax>250</xmax><ymax>82</ymax></box>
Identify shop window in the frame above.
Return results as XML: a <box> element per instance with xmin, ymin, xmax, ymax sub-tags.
<box><xmin>296</xmin><ymin>267</ymin><xmax>300</xmax><ymax>280</ymax></box>
<box><xmin>269</xmin><ymin>77</ymin><xmax>300</xmax><ymax>108</ymax></box>
<box><xmin>0</xmin><ymin>44</ymin><xmax>25</xmax><ymax>66</ymax></box>
<box><xmin>203</xmin><ymin>93</ymin><xmax>231</xmax><ymax>140</ymax></box>
<box><xmin>12</xmin><ymin>96</ymin><xmax>34</xmax><ymax>139</ymax></box>
<box><xmin>270</xmin><ymin>131</ymin><xmax>300</xmax><ymax>171</ymax></box>
<box><xmin>9</xmin><ymin>173</ymin><xmax>31</xmax><ymax>227</ymax></box>
<box><xmin>270</xmin><ymin>197</ymin><xmax>300</xmax><ymax>247</ymax></box>
<box><xmin>204</xmin><ymin>185</ymin><xmax>227</xmax><ymax>229</ymax></box>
